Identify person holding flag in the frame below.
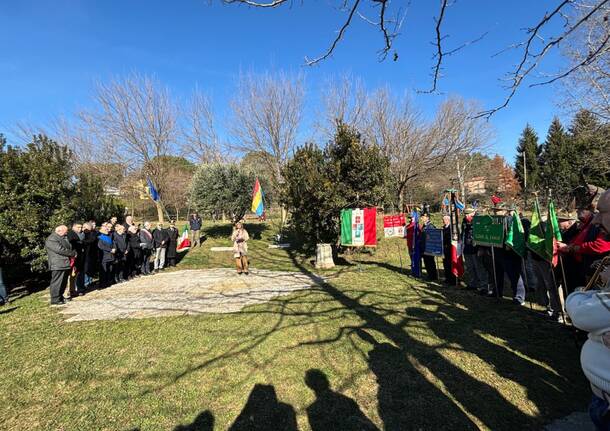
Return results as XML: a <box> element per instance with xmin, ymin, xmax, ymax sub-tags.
<box><xmin>410</xmin><ymin>211</ymin><xmax>421</xmax><ymax>278</ymax></box>
<box><xmin>528</xmin><ymin>198</ymin><xmax>563</xmax><ymax>321</ymax></box>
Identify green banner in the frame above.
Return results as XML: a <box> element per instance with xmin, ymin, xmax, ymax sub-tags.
<box><xmin>473</xmin><ymin>215</ymin><xmax>505</xmax><ymax>247</ymax></box>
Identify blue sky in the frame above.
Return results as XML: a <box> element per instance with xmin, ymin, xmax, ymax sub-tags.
<box><xmin>0</xmin><ymin>0</ymin><xmax>570</xmax><ymax>163</ymax></box>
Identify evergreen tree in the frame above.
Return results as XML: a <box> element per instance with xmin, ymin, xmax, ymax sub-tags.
<box><xmin>514</xmin><ymin>124</ymin><xmax>540</xmax><ymax>199</ymax></box>
<box><xmin>282</xmin><ymin>122</ymin><xmax>391</xmax><ymax>250</ymax></box>
<box><xmin>539</xmin><ymin>118</ymin><xmax>574</xmax><ymax>206</ymax></box>
<box><xmin>568</xmin><ymin>110</ymin><xmax>610</xmax><ymax>189</ymax></box>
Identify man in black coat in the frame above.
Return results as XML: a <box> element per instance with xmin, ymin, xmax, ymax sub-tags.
<box><xmin>153</xmin><ymin>223</ymin><xmax>170</xmax><ymax>272</ymax></box>
<box><xmin>82</xmin><ymin>221</ymin><xmax>98</xmax><ymax>290</ymax></box>
<box><xmin>45</xmin><ymin>225</ymin><xmax>76</xmax><ymax>306</ymax></box>
<box><xmin>126</xmin><ymin>225</ymin><xmax>141</xmax><ymax>278</ymax></box>
<box><xmin>166</xmin><ymin>222</ymin><xmax>179</xmax><ymax>267</ymax></box>
<box><xmin>66</xmin><ymin>222</ymin><xmax>86</xmax><ymax>297</ymax></box>
<box><xmin>441</xmin><ymin>215</ymin><xmax>456</xmax><ymax>285</ymax></box>
<box><xmin>113</xmin><ymin>224</ymin><xmax>129</xmax><ymax>283</ymax></box>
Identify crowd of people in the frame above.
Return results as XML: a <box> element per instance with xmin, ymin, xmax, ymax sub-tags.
<box><xmin>405</xmin><ymin>185</ymin><xmax>610</xmax><ymax>322</ymax></box>
<box><xmin>43</xmin><ymin>215</ymin><xmax>194</xmax><ymax>306</ymax></box>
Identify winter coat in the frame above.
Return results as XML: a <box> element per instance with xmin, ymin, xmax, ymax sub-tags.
<box><xmin>67</xmin><ymin>230</ymin><xmax>85</xmax><ymax>270</ymax></box>
<box><xmin>166</xmin><ymin>227</ymin><xmax>179</xmax><ymax>259</ymax></box>
<box><xmin>189</xmin><ymin>216</ymin><xmax>202</xmax><ymax>231</ymax></box>
<box><xmin>462</xmin><ymin>219</ymin><xmax>476</xmax><ymax>255</ymax></box>
<box><xmin>97</xmin><ymin>233</ymin><xmax>116</xmax><ymax>263</ymax></box>
<box><xmin>113</xmin><ymin>232</ymin><xmax>128</xmax><ymax>261</ymax></box>
<box><xmin>153</xmin><ymin>228</ymin><xmax>170</xmax><ymax>249</ymax></box>
<box><xmin>442</xmin><ymin>224</ymin><xmax>452</xmax><ymax>258</ymax></box>
<box><xmin>231</xmin><ymin>228</ymin><xmax>249</xmax><ymax>258</ymax></box>
<box><xmin>139</xmin><ymin>229</ymin><xmax>154</xmax><ymax>251</ymax></box>
<box><xmin>83</xmin><ymin>230</ymin><xmax>99</xmax><ymax>275</ymax></box>
<box><xmin>45</xmin><ymin>232</ymin><xmax>76</xmax><ymax>271</ymax></box>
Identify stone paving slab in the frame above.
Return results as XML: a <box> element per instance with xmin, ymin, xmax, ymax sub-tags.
<box><xmin>59</xmin><ymin>268</ymin><xmax>321</xmax><ymax>322</ymax></box>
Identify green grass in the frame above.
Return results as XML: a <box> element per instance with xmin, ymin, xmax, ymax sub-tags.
<box><xmin>1</xmin><ymin>220</ymin><xmax>590</xmax><ymax>430</ymax></box>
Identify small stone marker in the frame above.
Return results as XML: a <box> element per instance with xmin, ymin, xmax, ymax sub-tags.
<box><xmin>315</xmin><ymin>243</ymin><xmax>335</xmax><ymax>269</ymax></box>
<box><xmin>210</xmin><ymin>246</ymin><xmax>234</xmax><ymax>252</ymax></box>
<box><xmin>268</xmin><ymin>243</ymin><xmax>291</xmax><ymax>249</ymax></box>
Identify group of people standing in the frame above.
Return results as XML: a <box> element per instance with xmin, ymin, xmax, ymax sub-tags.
<box><xmin>406</xmin><ymin>185</ymin><xmax>610</xmax><ymax>321</ymax></box>
<box><xmin>44</xmin><ymin>216</ymin><xmax>184</xmax><ymax>306</ymax></box>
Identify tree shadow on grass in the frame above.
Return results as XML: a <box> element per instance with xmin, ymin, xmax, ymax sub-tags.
<box><xmin>284</xmin><ymin>248</ymin><xmax>583</xmax><ymax>430</ymax></box>
<box><xmin>203</xmin><ymin>223</ymin><xmax>268</xmax><ymax>241</ymax></box>
<box><xmin>0</xmin><ymin>306</ymin><xmax>18</xmax><ymax>315</ymax></box>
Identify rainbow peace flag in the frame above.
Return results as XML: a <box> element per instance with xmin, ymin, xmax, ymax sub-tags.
<box><xmin>251</xmin><ymin>178</ymin><xmax>264</xmax><ymax>217</ymax></box>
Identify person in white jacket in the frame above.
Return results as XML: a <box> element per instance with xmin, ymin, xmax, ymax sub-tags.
<box><xmin>567</xmin><ymin>189</ymin><xmax>610</xmax><ymax>430</ymax></box>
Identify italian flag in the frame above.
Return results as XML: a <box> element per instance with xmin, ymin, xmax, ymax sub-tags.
<box><xmin>176</xmin><ymin>224</ymin><xmax>191</xmax><ymax>252</ymax></box>
<box><xmin>340</xmin><ymin>208</ymin><xmax>377</xmax><ymax>247</ymax></box>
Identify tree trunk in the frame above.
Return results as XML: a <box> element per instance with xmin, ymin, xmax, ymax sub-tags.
<box><xmin>155</xmin><ymin>201</ymin><xmax>165</xmax><ymax>223</ymax></box>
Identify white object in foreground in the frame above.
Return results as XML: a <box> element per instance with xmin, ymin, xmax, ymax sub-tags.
<box><xmin>315</xmin><ymin>243</ymin><xmax>335</xmax><ymax>269</ymax></box>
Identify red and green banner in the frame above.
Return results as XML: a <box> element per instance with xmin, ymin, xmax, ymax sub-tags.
<box><xmin>341</xmin><ymin>208</ymin><xmax>377</xmax><ymax>247</ymax></box>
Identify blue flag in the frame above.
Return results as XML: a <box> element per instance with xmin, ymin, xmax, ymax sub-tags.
<box><xmin>147</xmin><ymin>177</ymin><xmax>160</xmax><ymax>202</ymax></box>
<box><xmin>411</xmin><ymin>210</ymin><xmax>421</xmax><ymax>277</ymax></box>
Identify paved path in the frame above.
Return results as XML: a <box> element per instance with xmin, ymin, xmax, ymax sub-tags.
<box><xmin>60</xmin><ymin>268</ymin><xmax>321</xmax><ymax>322</ymax></box>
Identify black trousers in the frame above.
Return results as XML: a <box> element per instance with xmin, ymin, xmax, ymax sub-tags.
<box><xmin>422</xmin><ymin>255</ymin><xmax>438</xmax><ymax>281</ymax></box>
<box><xmin>443</xmin><ymin>253</ymin><xmax>456</xmax><ymax>284</ymax></box>
<box><xmin>141</xmin><ymin>250</ymin><xmax>151</xmax><ymax>274</ymax></box>
<box><xmin>100</xmin><ymin>261</ymin><xmax>114</xmax><ymax>287</ymax></box>
<box><xmin>50</xmin><ymin>270</ymin><xmax>70</xmax><ymax>303</ymax></box>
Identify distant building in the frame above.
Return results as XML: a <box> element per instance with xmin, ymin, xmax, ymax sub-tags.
<box><xmin>464</xmin><ymin>176</ymin><xmax>486</xmax><ymax>195</ymax></box>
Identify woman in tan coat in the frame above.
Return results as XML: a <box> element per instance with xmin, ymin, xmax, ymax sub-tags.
<box><xmin>231</xmin><ymin>222</ymin><xmax>250</xmax><ymax>275</ymax></box>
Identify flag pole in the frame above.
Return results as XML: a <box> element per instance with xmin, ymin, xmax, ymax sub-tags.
<box><xmin>491</xmin><ymin>245</ymin><xmax>500</xmax><ymax>301</ymax></box>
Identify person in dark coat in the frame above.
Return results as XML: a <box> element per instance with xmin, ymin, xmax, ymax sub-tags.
<box><xmin>112</xmin><ymin>224</ymin><xmax>129</xmax><ymax>283</ymax></box>
<box><xmin>97</xmin><ymin>222</ymin><xmax>116</xmax><ymax>288</ymax></box>
<box><xmin>82</xmin><ymin>221</ymin><xmax>99</xmax><ymax>289</ymax></box>
<box><xmin>139</xmin><ymin>222</ymin><xmax>154</xmax><ymax>275</ymax></box>
<box><xmin>126</xmin><ymin>224</ymin><xmax>141</xmax><ymax>278</ymax></box>
<box><xmin>189</xmin><ymin>213</ymin><xmax>203</xmax><ymax>247</ymax></box>
<box><xmin>166</xmin><ymin>221</ymin><xmax>179</xmax><ymax>267</ymax></box>
<box><xmin>66</xmin><ymin>222</ymin><xmax>86</xmax><ymax>297</ymax></box>
<box><xmin>419</xmin><ymin>214</ymin><xmax>438</xmax><ymax>281</ymax></box>
<box><xmin>45</xmin><ymin>225</ymin><xmax>76</xmax><ymax>306</ymax></box>
<box><xmin>153</xmin><ymin>223</ymin><xmax>170</xmax><ymax>272</ymax></box>
<box><xmin>441</xmin><ymin>215</ymin><xmax>456</xmax><ymax>285</ymax></box>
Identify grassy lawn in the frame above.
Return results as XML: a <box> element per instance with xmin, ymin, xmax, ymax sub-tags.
<box><xmin>1</xmin><ymin>220</ymin><xmax>590</xmax><ymax>430</ymax></box>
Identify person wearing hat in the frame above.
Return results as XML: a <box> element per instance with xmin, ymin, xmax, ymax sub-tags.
<box><xmin>462</xmin><ymin>208</ymin><xmax>488</xmax><ymax>292</ymax></box>
<box><xmin>566</xmin><ymin>189</ymin><xmax>610</xmax><ymax>430</ymax></box>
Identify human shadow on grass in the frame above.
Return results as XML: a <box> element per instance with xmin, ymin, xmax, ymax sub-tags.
<box><xmin>228</xmin><ymin>383</ymin><xmax>297</xmax><ymax>431</ymax></box>
<box><xmin>285</xmin><ymin>248</ymin><xmax>562</xmax><ymax>430</ymax></box>
<box><xmin>173</xmin><ymin>410</ymin><xmax>215</xmax><ymax>431</ymax></box>
<box><xmin>304</xmin><ymin>368</ymin><xmax>379</xmax><ymax>431</ymax></box>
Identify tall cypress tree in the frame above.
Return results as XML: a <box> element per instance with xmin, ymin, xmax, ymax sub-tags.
<box><xmin>514</xmin><ymin>124</ymin><xmax>540</xmax><ymax>198</ymax></box>
<box><xmin>539</xmin><ymin>117</ymin><xmax>574</xmax><ymax>206</ymax></box>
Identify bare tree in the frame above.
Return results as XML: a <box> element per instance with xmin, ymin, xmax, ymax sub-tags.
<box><xmin>81</xmin><ymin>73</ymin><xmax>179</xmax><ymax>222</ymax></box>
<box><xmin>224</xmin><ymin>0</ymin><xmax>610</xmax><ymax>117</ymax></box>
<box><xmin>561</xmin><ymin>1</ymin><xmax>610</xmax><ymax>120</ymax></box>
<box><xmin>182</xmin><ymin>89</ymin><xmax>225</xmax><ymax>163</ymax></box>
<box><xmin>229</xmin><ymin>71</ymin><xmax>304</xmax><ymax>188</ymax></box>
<box><xmin>364</xmin><ymin>91</ymin><xmax>491</xmax><ymax>209</ymax></box>
<box><xmin>364</xmin><ymin>87</ymin><xmax>423</xmax><ymax>209</ymax></box>
<box><xmin>316</xmin><ymin>74</ymin><xmax>369</xmax><ymax>140</ymax></box>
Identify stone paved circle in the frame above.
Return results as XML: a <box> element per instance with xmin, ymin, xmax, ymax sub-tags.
<box><xmin>59</xmin><ymin>268</ymin><xmax>321</xmax><ymax>322</ymax></box>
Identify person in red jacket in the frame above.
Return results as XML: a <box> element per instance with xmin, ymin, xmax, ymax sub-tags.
<box><xmin>559</xmin><ymin>185</ymin><xmax>610</xmax><ymax>287</ymax></box>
